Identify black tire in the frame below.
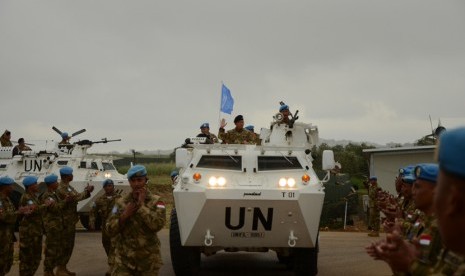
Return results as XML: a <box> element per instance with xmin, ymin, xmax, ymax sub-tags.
<box><xmin>277</xmin><ymin>253</ymin><xmax>293</xmax><ymax>270</ymax></box>
<box><xmin>169</xmin><ymin>208</ymin><xmax>201</xmax><ymax>276</ymax></box>
<box><xmin>293</xmin><ymin>246</ymin><xmax>318</xmax><ymax>276</ymax></box>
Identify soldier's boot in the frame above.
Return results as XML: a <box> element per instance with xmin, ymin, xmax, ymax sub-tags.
<box><xmin>56</xmin><ymin>266</ymin><xmax>76</xmax><ymax>276</ymax></box>
<box><xmin>367</xmin><ymin>231</ymin><xmax>379</xmax><ymax>237</ymax></box>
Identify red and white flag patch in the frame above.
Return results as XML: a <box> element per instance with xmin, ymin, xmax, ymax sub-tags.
<box><xmin>156</xmin><ymin>201</ymin><xmax>166</xmax><ymax>209</ymax></box>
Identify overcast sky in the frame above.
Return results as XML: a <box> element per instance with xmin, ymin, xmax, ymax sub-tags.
<box><xmin>1</xmin><ymin>1</ymin><xmax>464</xmax><ymax>153</ymax></box>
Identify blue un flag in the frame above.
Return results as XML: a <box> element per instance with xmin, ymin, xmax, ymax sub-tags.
<box><xmin>220</xmin><ymin>84</ymin><xmax>234</xmax><ymax>114</ymax></box>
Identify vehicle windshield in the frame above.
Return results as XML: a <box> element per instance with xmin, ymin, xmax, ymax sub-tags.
<box><xmin>258</xmin><ymin>156</ymin><xmax>302</xmax><ymax>171</ymax></box>
<box><xmin>102</xmin><ymin>162</ymin><xmax>116</xmax><ymax>171</ymax></box>
<box><xmin>196</xmin><ymin>155</ymin><xmax>242</xmax><ymax>171</ymax></box>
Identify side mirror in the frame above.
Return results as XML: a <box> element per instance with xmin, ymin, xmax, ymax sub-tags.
<box><xmin>322</xmin><ymin>150</ymin><xmax>336</xmax><ymax>170</ymax></box>
<box><xmin>175</xmin><ymin>148</ymin><xmax>189</xmax><ymax>168</ymax></box>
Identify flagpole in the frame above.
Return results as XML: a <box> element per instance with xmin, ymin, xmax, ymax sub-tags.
<box><xmin>218</xmin><ymin>81</ymin><xmax>223</xmax><ymax>129</ymax></box>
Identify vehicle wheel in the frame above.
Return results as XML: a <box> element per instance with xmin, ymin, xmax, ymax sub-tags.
<box><xmin>277</xmin><ymin>253</ymin><xmax>293</xmax><ymax>270</ymax></box>
<box><xmin>170</xmin><ymin>208</ymin><xmax>201</xmax><ymax>276</ymax></box>
<box><xmin>293</xmin><ymin>246</ymin><xmax>318</xmax><ymax>276</ymax></box>
<box><xmin>293</xmin><ymin>237</ymin><xmax>318</xmax><ymax>276</ymax></box>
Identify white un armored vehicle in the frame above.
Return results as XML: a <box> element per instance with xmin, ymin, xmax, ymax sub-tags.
<box><xmin>0</xmin><ymin>127</ymin><xmax>131</xmax><ymax>229</ymax></box>
<box><xmin>170</xmin><ymin>109</ymin><xmax>338</xmax><ymax>275</ymax></box>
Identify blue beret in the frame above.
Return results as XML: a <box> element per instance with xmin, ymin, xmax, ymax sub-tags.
<box><xmin>414</xmin><ymin>163</ymin><xmax>438</xmax><ymax>184</ymax></box>
<box><xmin>102</xmin><ymin>179</ymin><xmax>114</xmax><ymax>186</ymax></box>
<box><xmin>0</xmin><ymin>176</ymin><xmax>15</xmax><ymax>186</ymax></box>
<box><xmin>44</xmin><ymin>174</ymin><xmax>58</xmax><ymax>185</ymax></box>
<box><xmin>170</xmin><ymin>170</ymin><xmax>179</xmax><ymax>178</ymax></box>
<box><xmin>60</xmin><ymin>166</ymin><xmax>73</xmax><ymax>175</ymax></box>
<box><xmin>402</xmin><ymin>173</ymin><xmax>416</xmax><ymax>185</ymax></box>
<box><xmin>369</xmin><ymin>176</ymin><xmax>377</xmax><ymax>181</ymax></box>
<box><xmin>245</xmin><ymin>125</ymin><xmax>254</xmax><ymax>131</ymax></box>
<box><xmin>200</xmin><ymin>123</ymin><xmax>209</xmax><ymax>129</ymax></box>
<box><xmin>438</xmin><ymin>127</ymin><xmax>465</xmax><ymax>179</ymax></box>
<box><xmin>23</xmin><ymin>176</ymin><xmax>38</xmax><ymax>187</ymax></box>
<box><xmin>399</xmin><ymin>165</ymin><xmax>415</xmax><ymax>176</ymax></box>
<box><xmin>61</xmin><ymin>132</ymin><xmax>69</xmax><ymax>138</ymax></box>
<box><xmin>279</xmin><ymin>104</ymin><xmax>289</xmax><ymax>112</ymax></box>
<box><xmin>127</xmin><ymin>165</ymin><xmax>147</xmax><ymax>179</ymax></box>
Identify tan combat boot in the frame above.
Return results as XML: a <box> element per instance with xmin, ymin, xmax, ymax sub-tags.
<box><xmin>56</xmin><ymin>266</ymin><xmax>76</xmax><ymax>276</ymax></box>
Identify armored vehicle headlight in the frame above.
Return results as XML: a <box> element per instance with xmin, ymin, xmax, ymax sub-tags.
<box><xmin>104</xmin><ymin>173</ymin><xmax>112</xmax><ymax>178</ymax></box>
<box><xmin>287</xmin><ymin>178</ymin><xmax>296</xmax><ymax>187</ymax></box>
<box><xmin>208</xmin><ymin>176</ymin><xmax>226</xmax><ymax>187</ymax></box>
<box><xmin>279</xmin><ymin>178</ymin><xmax>287</xmax><ymax>187</ymax></box>
<box><xmin>193</xmin><ymin>173</ymin><xmax>202</xmax><ymax>182</ymax></box>
<box><xmin>302</xmin><ymin>174</ymin><xmax>310</xmax><ymax>184</ymax></box>
<box><xmin>217</xmin><ymin>177</ymin><xmax>226</xmax><ymax>186</ymax></box>
<box><xmin>208</xmin><ymin>176</ymin><xmax>217</xmax><ymax>186</ymax></box>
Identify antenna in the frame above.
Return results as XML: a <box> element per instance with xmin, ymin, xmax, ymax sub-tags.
<box><xmin>429</xmin><ymin>115</ymin><xmax>434</xmax><ymax>137</ymax></box>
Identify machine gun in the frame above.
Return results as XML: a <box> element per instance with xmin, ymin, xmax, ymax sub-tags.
<box><xmin>75</xmin><ymin>138</ymin><xmax>122</xmax><ymax>146</ymax></box>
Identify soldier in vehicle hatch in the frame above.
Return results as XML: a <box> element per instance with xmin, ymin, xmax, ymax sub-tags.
<box><xmin>197</xmin><ymin>122</ymin><xmax>219</xmax><ymax>144</ymax></box>
<box><xmin>12</xmin><ymin>138</ymin><xmax>32</xmax><ymax>156</ymax></box>
<box><xmin>0</xmin><ymin>130</ymin><xmax>13</xmax><ymax>147</ymax></box>
<box><xmin>218</xmin><ymin>115</ymin><xmax>255</xmax><ymax>144</ymax></box>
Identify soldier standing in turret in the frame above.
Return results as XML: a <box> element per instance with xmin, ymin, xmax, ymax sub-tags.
<box><xmin>55</xmin><ymin>166</ymin><xmax>94</xmax><ymax>276</ymax></box>
<box><xmin>12</xmin><ymin>138</ymin><xmax>32</xmax><ymax>156</ymax></box>
<box><xmin>218</xmin><ymin>115</ymin><xmax>255</xmax><ymax>144</ymax></box>
<box><xmin>89</xmin><ymin>179</ymin><xmax>121</xmax><ymax>276</ymax></box>
<box><xmin>197</xmin><ymin>123</ymin><xmax>219</xmax><ymax>144</ymax></box>
<box><xmin>0</xmin><ymin>130</ymin><xmax>12</xmax><ymax>147</ymax></box>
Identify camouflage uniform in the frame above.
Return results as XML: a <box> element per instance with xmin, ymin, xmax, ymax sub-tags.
<box><xmin>55</xmin><ymin>181</ymin><xmax>91</xmax><ymax>268</ymax></box>
<box><xmin>368</xmin><ymin>183</ymin><xmax>380</xmax><ymax>233</ymax></box>
<box><xmin>89</xmin><ymin>192</ymin><xmax>122</xmax><ymax>268</ymax></box>
<box><xmin>218</xmin><ymin>128</ymin><xmax>255</xmax><ymax>144</ymax></box>
<box><xmin>399</xmin><ymin>200</ymin><xmax>419</xmax><ymax>238</ymax></box>
<box><xmin>197</xmin><ymin>132</ymin><xmax>219</xmax><ymax>144</ymax></box>
<box><xmin>431</xmin><ymin>249</ymin><xmax>465</xmax><ymax>275</ymax></box>
<box><xmin>40</xmin><ymin>189</ymin><xmax>65</xmax><ymax>273</ymax></box>
<box><xmin>408</xmin><ymin>216</ymin><xmax>443</xmax><ymax>275</ymax></box>
<box><xmin>0</xmin><ymin>135</ymin><xmax>12</xmax><ymax>147</ymax></box>
<box><xmin>106</xmin><ymin>191</ymin><xmax>166</xmax><ymax>275</ymax></box>
<box><xmin>18</xmin><ymin>192</ymin><xmax>43</xmax><ymax>276</ymax></box>
<box><xmin>0</xmin><ymin>195</ymin><xmax>16</xmax><ymax>276</ymax></box>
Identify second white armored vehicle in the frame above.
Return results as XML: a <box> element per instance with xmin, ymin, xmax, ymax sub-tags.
<box><xmin>0</xmin><ymin>128</ymin><xmax>131</xmax><ymax>229</ymax></box>
<box><xmin>170</xmin><ymin>111</ymin><xmax>338</xmax><ymax>275</ymax></box>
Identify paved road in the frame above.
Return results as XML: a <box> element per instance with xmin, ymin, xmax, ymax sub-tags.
<box><xmin>8</xmin><ymin>230</ymin><xmax>391</xmax><ymax>276</ymax></box>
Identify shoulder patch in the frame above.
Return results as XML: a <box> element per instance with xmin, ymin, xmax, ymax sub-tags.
<box><xmin>155</xmin><ymin>201</ymin><xmax>165</xmax><ymax>209</ymax></box>
<box><xmin>111</xmin><ymin>205</ymin><xmax>118</xmax><ymax>214</ymax></box>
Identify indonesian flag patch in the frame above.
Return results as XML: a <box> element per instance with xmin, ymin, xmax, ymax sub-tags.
<box><xmin>156</xmin><ymin>201</ymin><xmax>166</xmax><ymax>209</ymax></box>
<box><xmin>419</xmin><ymin>233</ymin><xmax>432</xmax><ymax>246</ymax></box>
